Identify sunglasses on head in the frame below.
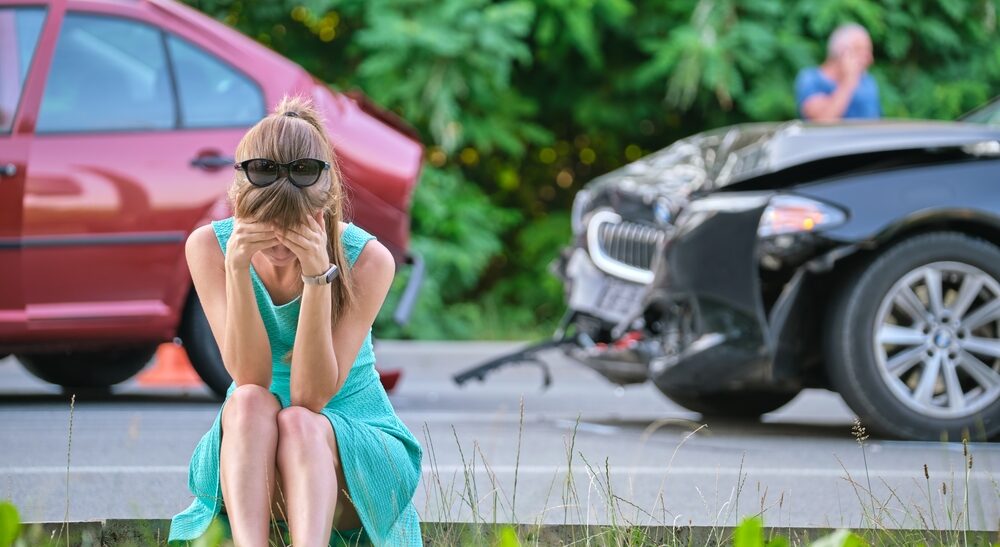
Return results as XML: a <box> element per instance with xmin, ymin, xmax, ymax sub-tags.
<box><xmin>234</xmin><ymin>158</ymin><xmax>330</xmax><ymax>188</ymax></box>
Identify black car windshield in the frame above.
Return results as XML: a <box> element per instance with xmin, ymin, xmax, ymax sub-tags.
<box><xmin>959</xmin><ymin>96</ymin><xmax>1000</xmax><ymax>124</ymax></box>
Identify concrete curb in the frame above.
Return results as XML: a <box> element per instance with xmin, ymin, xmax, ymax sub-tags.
<box><xmin>19</xmin><ymin>519</ymin><xmax>999</xmax><ymax>545</ymax></box>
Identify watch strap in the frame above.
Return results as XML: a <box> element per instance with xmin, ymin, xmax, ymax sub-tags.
<box><xmin>302</xmin><ymin>263</ymin><xmax>339</xmax><ymax>285</ymax></box>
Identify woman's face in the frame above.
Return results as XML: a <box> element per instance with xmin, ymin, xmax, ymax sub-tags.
<box><xmin>255</xmin><ymin>209</ymin><xmax>323</xmax><ymax>266</ymax></box>
<box><xmin>261</xmin><ymin>241</ymin><xmax>296</xmax><ymax>265</ymax></box>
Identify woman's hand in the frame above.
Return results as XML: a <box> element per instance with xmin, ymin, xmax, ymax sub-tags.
<box><xmin>225</xmin><ymin>218</ymin><xmax>279</xmax><ymax>271</ymax></box>
<box><xmin>275</xmin><ymin>210</ymin><xmax>330</xmax><ymax>277</ymax></box>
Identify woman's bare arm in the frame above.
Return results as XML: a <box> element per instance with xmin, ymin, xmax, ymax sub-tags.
<box><xmin>289</xmin><ymin>240</ymin><xmax>395</xmax><ymax>411</ymax></box>
<box><xmin>186</xmin><ymin>224</ymin><xmax>273</xmax><ymax>388</ymax></box>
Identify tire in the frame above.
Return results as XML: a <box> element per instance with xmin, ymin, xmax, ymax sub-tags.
<box><xmin>179</xmin><ymin>290</ymin><xmax>232</xmax><ymax>398</ymax></box>
<box><xmin>17</xmin><ymin>346</ymin><xmax>155</xmax><ymax>391</ymax></box>
<box><xmin>662</xmin><ymin>390</ymin><xmax>799</xmax><ymax>418</ymax></box>
<box><xmin>825</xmin><ymin>232</ymin><xmax>1000</xmax><ymax>441</ymax></box>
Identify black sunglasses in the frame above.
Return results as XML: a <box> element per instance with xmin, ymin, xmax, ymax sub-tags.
<box><xmin>234</xmin><ymin>158</ymin><xmax>331</xmax><ymax>188</ymax></box>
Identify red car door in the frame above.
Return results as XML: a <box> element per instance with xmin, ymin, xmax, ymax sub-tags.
<box><xmin>21</xmin><ymin>6</ymin><xmax>264</xmax><ymax>343</ymax></box>
<box><xmin>0</xmin><ymin>4</ymin><xmax>48</xmax><ymax>343</ymax></box>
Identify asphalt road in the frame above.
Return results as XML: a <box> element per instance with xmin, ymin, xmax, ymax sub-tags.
<box><xmin>0</xmin><ymin>342</ymin><xmax>997</xmax><ymax>531</ymax></box>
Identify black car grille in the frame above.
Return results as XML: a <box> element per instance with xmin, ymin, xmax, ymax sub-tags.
<box><xmin>595</xmin><ymin>221</ymin><xmax>667</xmax><ymax>271</ymax></box>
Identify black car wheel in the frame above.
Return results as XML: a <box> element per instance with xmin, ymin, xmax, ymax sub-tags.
<box><xmin>17</xmin><ymin>346</ymin><xmax>156</xmax><ymax>391</ymax></box>
<box><xmin>826</xmin><ymin>232</ymin><xmax>1000</xmax><ymax>441</ymax></box>
<box><xmin>179</xmin><ymin>290</ymin><xmax>232</xmax><ymax>398</ymax></box>
<box><xmin>661</xmin><ymin>390</ymin><xmax>799</xmax><ymax>418</ymax></box>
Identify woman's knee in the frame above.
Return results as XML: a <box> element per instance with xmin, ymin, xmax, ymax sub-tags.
<box><xmin>276</xmin><ymin>406</ymin><xmax>335</xmax><ymax>451</ymax></box>
<box><xmin>223</xmin><ymin>384</ymin><xmax>280</xmax><ymax>429</ymax></box>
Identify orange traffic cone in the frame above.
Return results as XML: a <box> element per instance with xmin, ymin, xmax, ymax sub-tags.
<box><xmin>136</xmin><ymin>341</ymin><xmax>204</xmax><ymax>387</ymax></box>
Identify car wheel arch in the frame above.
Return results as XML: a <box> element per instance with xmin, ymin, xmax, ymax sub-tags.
<box><xmin>822</xmin><ymin>230</ymin><xmax>1000</xmax><ymax>440</ymax></box>
<box><xmin>866</xmin><ymin>211</ymin><xmax>1000</xmax><ymax>254</ymax></box>
<box><xmin>761</xmin><ymin>216</ymin><xmax>1000</xmax><ymax>392</ymax></box>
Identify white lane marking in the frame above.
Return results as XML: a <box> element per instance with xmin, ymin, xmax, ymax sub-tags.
<box><xmin>0</xmin><ymin>465</ymin><xmax>994</xmax><ymax>480</ymax></box>
<box><xmin>0</xmin><ymin>466</ymin><xmax>189</xmax><ymax>474</ymax></box>
<box><xmin>427</xmin><ymin>465</ymin><xmax>997</xmax><ymax>480</ymax></box>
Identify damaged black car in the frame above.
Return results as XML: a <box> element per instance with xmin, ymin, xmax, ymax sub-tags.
<box><xmin>458</xmin><ymin>97</ymin><xmax>1000</xmax><ymax>441</ymax></box>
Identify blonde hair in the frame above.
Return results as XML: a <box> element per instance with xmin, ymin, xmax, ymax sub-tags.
<box><xmin>229</xmin><ymin>94</ymin><xmax>356</xmax><ymax>365</ymax></box>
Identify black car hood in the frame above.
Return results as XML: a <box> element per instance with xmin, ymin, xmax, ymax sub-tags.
<box><xmin>586</xmin><ymin>119</ymin><xmax>1000</xmax><ymax>201</ymax></box>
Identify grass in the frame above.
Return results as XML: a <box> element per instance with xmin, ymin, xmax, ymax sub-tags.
<box><xmin>1</xmin><ymin>395</ymin><xmax>998</xmax><ymax>546</ymax></box>
<box><xmin>415</xmin><ymin>407</ymin><xmax>998</xmax><ymax>546</ymax></box>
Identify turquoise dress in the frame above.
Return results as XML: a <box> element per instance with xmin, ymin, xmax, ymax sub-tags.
<box><xmin>168</xmin><ymin>216</ymin><xmax>423</xmax><ymax>546</ymax></box>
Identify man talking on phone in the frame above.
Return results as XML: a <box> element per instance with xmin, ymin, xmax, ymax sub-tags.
<box><xmin>795</xmin><ymin>23</ymin><xmax>882</xmax><ymax>121</ymax></box>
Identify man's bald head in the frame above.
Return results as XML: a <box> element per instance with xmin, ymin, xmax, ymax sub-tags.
<box><xmin>827</xmin><ymin>23</ymin><xmax>873</xmax><ymax>62</ymax></box>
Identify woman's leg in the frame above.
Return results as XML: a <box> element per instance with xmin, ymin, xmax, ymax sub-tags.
<box><xmin>276</xmin><ymin>406</ymin><xmax>361</xmax><ymax>547</ymax></box>
<box><xmin>219</xmin><ymin>384</ymin><xmax>281</xmax><ymax>546</ymax></box>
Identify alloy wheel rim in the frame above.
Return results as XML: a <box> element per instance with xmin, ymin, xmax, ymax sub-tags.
<box><xmin>873</xmin><ymin>261</ymin><xmax>1000</xmax><ymax>419</ymax></box>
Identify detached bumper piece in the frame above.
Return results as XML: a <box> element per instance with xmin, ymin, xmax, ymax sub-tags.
<box><xmin>451</xmin><ymin>310</ymin><xmax>657</xmax><ymax>389</ymax></box>
<box><xmin>452</xmin><ymin>309</ymin><xmax>594</xmax><ymax>388</ymax></box>
<box><xmin>392</xmin><ymin>251</ymin><xmax>425</xmax><ymax>326</ymax></box>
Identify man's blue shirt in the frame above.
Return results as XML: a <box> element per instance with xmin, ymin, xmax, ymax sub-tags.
<box><xmin>795</xmin><ymin>66</ymin><xmax>881</xmax><ymax>119</ymax></box>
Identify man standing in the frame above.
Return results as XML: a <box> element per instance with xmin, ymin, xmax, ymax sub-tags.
<box><xmin>795</xmin><ymin>23</ymin><xmax>881</xmax><ymax>121</ymax></box>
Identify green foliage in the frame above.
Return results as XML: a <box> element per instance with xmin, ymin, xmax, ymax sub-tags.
<box><xmin>185</xmin><ymin>0</ymin><xmax>1000</xmax><ymax>339</ymax></box>
<box><xmin>630</xmin><ymin>0</ymin><xmax>1000</xmax><ymax>120</ymax></box>
<box><xmin>0</xmin><ymin>498</ymin><xmax>991</xmax><ymax>546</ymax></box>
<box><xmin>376</xmin><ymin>165</ymin><xmax>522</xmax><ymax>339</ymax></box>
<box><xmin>732</xmin><ymin>517</ymin><xmax>764</xmax><ymax>547</ymax></box>
<box><xmin>497</xmin><ymin>524</ymin><xmax>522</xmax><ymax>547</ymax></box>
<box><xmin>192</xmin><ymin>517</ymin><xmax>226</xmax><ymax>547</ymax></box>
<box><xmin>409</xmin><ymin>166</ymin><xmax>521</xmax><ymax>300</ymax></box>
<box><xmin>353</xmin><ymin>0</ymin><xmax>549</xmax><ymax>155</ymax></box>
<box><xmin>732</xmin><ymin>517</ymin><xmax>873</xmax><ymax>547</ymax></box>
<box><xmin>0</xmin><ymin>501</ymin><xmax>19</xmax><ymax>547</ymax></box>
<box><xmin>474</xmin><ymin>212</ymin><xmax>571</xmax><ymax>333</ymax></box>
<box><xmin>810</xmin><ymin>529</ymin><xmax>868</xmax><ymax>547</ymax></box>
<box><xmin>533</xmin><ymin>0</ymin><xmax>634</xmax><ymax>69</ymax></box>
<box><xmin>732</xmin><ymin>516</ymin><xmax>789</xmax><ymax>547</ymax></box>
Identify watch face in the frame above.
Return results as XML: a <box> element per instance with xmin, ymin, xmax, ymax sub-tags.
<box><xmin>326</xmin><ymin>265</ymin><xmax>340</xmax><ymax>282</ymax></box>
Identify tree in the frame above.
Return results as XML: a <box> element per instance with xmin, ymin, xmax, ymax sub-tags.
<box><xmin>186</xmin><ymin>0</ymin><xmax>1000</xmax><ymax>338</ymax></box>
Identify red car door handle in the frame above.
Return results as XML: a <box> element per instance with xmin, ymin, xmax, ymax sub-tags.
<box><xmin>0</xmin><ymin>164</ymin><xmax>16</xmax><ymax>177</ymax></box>
<box><xmin>190</xmin><ymin>155</ymin><xmax>234</xmax><ymax>170</ymax></box>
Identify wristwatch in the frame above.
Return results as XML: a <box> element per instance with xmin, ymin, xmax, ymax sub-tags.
<box><xmin>302</xmin><ymin>263</ymin><xmax>339</xmax><ymax>285</ymax></box>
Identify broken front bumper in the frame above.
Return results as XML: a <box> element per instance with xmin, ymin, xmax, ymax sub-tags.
<box><xmin>454</xmin><ymin>190</ymin><xmax>840</xmax><ymax>392</ymax></box>
<box><xmin>560</xmin><ymin>191</ymin><xmax>828</xmax><ymax>393</ymax></box>
<box><xmin>550</xmin><ymin>210</ymin><xmax>673</xmax><ymax>385</ymax></box>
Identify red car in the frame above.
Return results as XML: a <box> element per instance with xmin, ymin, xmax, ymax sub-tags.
<box><xmin>0</xmin><ymin>0</ymin><xmax>424</xmax><ymax>396</ymax></box>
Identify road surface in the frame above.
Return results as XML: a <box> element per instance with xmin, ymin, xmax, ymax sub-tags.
<box><xmin>0</xmin><ymin>342</ymin><xmax>996</xmax><ymax>530</ymax></box>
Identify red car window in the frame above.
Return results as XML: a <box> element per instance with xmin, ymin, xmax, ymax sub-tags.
<box><xmin>165</xmin><ymin>34</ymin><xmax>264</xmax><ymax>128</ymax></box>
<box><xmin>36</xmin><ymin>13</ymin><xmax>176</xmax><ymax>133</ymax></box>
<box><xmin>0</xmin><ymin>7</ymin><xmax>46</xmax><ymax>133</ymax></box>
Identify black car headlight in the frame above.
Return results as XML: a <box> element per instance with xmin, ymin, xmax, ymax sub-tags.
<box><xmin>757</xmin><ymin>195</ymin><xmax>847</xmax><ymax>270</ymax></box>
<box><xmin>757</xmin><ymin>195</ymin><xmax>846</xmax><ymax>238</ymax></box>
